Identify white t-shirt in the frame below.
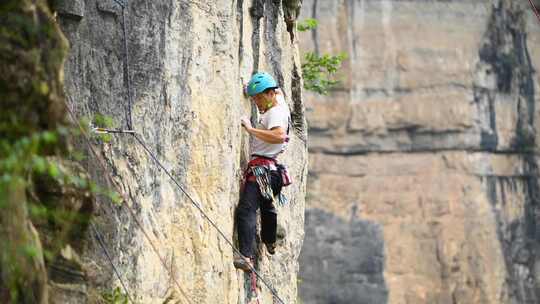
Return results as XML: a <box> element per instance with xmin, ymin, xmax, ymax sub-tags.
<box><xmin>250</xmin><ymin>93</ymin><xmax>291</xmax><ymax>159</ymax></box>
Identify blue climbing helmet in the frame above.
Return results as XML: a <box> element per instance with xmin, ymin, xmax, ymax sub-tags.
<box><xmin>247</xmin><ymin>72</ymin><xmax>278</xmax><ymax>96</ymax></box>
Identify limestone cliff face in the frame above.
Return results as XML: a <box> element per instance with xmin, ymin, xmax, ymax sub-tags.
<box><xmin>298</xmin><ymin>0</ymin><xmax>540</xmax><ymax>303</ymax></box>
<box><xmin>57</xmin><ymin>0</ymin><xmax>307</xmax><ymax>303</ymax></box>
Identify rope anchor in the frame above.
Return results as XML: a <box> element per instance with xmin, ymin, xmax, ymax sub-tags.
<box><xmin>90</xmin><ymin>122</ymin><xmax>136</xmax><ymax>134</ymax></box>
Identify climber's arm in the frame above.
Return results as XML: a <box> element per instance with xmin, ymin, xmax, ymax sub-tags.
<box><xmin>245</xmin><ymin>126</ymin><xmax>287</xmax><ymax>144</ymax></box>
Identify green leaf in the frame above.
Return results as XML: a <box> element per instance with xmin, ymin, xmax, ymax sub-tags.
<box><xmin>102</xmin><ymin>286</ymin><xmax>130</xmax><ymax>304</ymax></box>
<box><xmin>89</xmin><ymin>181</ymin><xmax>99</xmax><ymax>193</ymax></box>
<box><xmin>70</xmin><ymin>151</ymin><xmax>86</xmax><ymax>162</ymax></box>
<box><xmin>94</xmin><ymin>113</ymin><xmax>115</xmax><ymax>129</ymax></box>
<box><xmin>68</xmin><ymin>175</ymin><xmax>88</xmax><ymax>189</ymax></box>
<box><xmin>297</xmin><ymin>18</ymin><xmax>318</xmax><ymax>32</ymax></box>
<box><xmin>301</xmin><ymin>51</ymin><xmax>347</xmax><ymax>95</ymax></box>
<box><xmin>29</xmin><ymin>204</ymin><xmax>48</xmax><ymax>218</ymax></box>
<box><xmin>39</xmin><ymin>82</ymin><xmax>49</xmax><ymax>95</ymax></box>
<box><xmin>47</xmin><ymin>163</ymin><xmax>60</xmax><ymax>178</ymax></box>
<box><xmin>41</xmin><ymin>131</ymin><xmax>57</xmax><ymax>144</ymax></box>
<box><xmin>108</xmin><ymin>191</ymin><xmax>122</xmax><ymax>205</ymax></box>
<box><xmin>32</xmin><ymin>155</ymin><xmax>47</xmax><ymax>174</ymax></box>
<box><xmin>43</xmin><ymin>248</ymin><xmax>54</xmax><ymax>261</ymax></box>
<box><xmin>20</xmin><ymin>245</ymin><xmax>39</xmax><ymax>259</ymax></box>
<box><xmin>99</xmin><ymin>133</ymin><xmax>113</xmax><ymax>143</ymax></box>
<box><xmin>1</xmin><ymin>174</ymin><xmax>12</xmax><ymax>183</ymax></box>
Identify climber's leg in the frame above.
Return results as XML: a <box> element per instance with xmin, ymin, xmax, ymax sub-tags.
<box><xmin>260</xmin><ymin>171</ymin><xmax>282</xmax><ymax>254</ymax></box>
<box><xmin>260</xmin><ymin>201</ymin><xmax>277</xmax><ymax>246</ymax></box>
<box><xmin>236</xmin><ymin>181</ymin><xmax>261</xmax><ymax>258</ymax></box>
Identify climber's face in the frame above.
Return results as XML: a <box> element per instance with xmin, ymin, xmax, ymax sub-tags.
<box><xmin>251</xmin><ymin>90</ymin><xmax>276</xmax><ymax>112</ymax></box>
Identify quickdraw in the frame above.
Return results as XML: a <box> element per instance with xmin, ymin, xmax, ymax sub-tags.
<box><xmin>250</xmin><ymin>271</ymin><xmax>261</xmax><ymax>304</ymax></box>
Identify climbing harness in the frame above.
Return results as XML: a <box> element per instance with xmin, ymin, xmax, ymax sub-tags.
<box><xmin>529</xmin><ymin>0</ymin><xmax>540</xmax><ymax>23</ymax></box>
<box><xmin>245</xmin><ymin>157</ymin><xmax>277</xmax><ymax>200</ymax></box>
<box><xmin>244</xmin><ymin>156</ymin><xmax>291</xmax><ymax>206</ymax></box>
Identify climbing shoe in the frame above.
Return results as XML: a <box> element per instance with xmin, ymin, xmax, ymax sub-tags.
<box><xmin>233</xmin><ymin>257</ymin><xmax>253</xmax><ymax>272</ymax></box>
<box><xmin>265</xmin><ymin>242</ymin><xmax>276</xmax><ymax>255</ymax></box>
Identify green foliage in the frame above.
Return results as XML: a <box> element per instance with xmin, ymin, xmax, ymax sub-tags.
<box><xmin>89</xmin><ymin>181</ymin><xmax>123</xmax><ymax>206</ymax></box>
<box><xmin>1</xmin><ymin>129</ymin><xmax>59</xmax><ymax>177</ymax></box>
<box><xmin>107</xmin><ymin>190</ymin><xmax>123</xmax><ymax>205</ymax></box>
<box><xmin>0</xmin><ymin>1</ymin><xmax>92</xmax><ymax>301</ymax></box>
<box><xmin>93</xmin><ymin>113</ymin><xmax>115</xmax><ymax>129</ymax></box>
<box><xmin>20</xmin><ymin>244</ymin><xmax>39</xmax><ymax>259</ymax></box>
<box><xmin>0</xmin><ymin>128</ymin><xmax>89</xmax><ymax>189</ymax></box>
<box><xmin>102</xmin><ymin>287</ymin><xmax>130</xmax><ymax>304</ymax></box>
<box><xmin>297</xmin><ymin>18</ymin><xmax>347</xmax><ymax>95</ymax></box>
<box><xmin>297</xmin><ymin>18</ymin><xmax>318</xmax><ymax>32</ymax></box>
<box><xmin>92</xmin><ymin>113</ymin><xmax>116</xmax><ymax>143</ymax></box>
<box><xmin>302</xmin><ymin>52</ymin><xmax>347</xmax><ymax>95</ymax></box>
<box><xmin>1</xmin><ymin>124</ymin><xmax>121</xmax><ymax>247</ymax></box>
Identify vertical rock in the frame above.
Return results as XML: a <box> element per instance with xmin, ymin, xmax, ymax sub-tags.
<box><xmin>298</xmin><ymin>0</ymin><xmax>540</xmax><ymax>303</ymax></box>
<box><xmin>59</xmin><ymin>0</ymin><xmax>308</xmax><ymax>303</ymax></box>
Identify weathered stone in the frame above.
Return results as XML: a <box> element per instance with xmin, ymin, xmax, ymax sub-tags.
<box><xmin>55</xmin><ymin>0</ymin><xmax>85</xmax><ymax>19</ymax></box>
<box><xmin>299</xmin><ymin>1</ymin><xmax>540</xmax><ymax>303</ymax></box>
<box><xmin>48</xmin><ymin>246</ymin><xmax>88</xmax><ymax>303</ymax></box>
<box><xmin>59</xmin><ymin>0</ymin><xmax>308</xmax><ymax>303</ymax></box>
<box><xmin>299</xmin><ymin>208</ymin><xmax>387</xmax><ymax>304</ymax></box>
<box><xmin>96</xmin><ymin>0</ymin><xmax>120</xmax><ymax>15</ymax></box>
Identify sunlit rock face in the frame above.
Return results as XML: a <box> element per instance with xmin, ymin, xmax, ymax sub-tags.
<box><xmin>298</xmin><ymin>1</ymin><xmax>540</xmax><ymax>303</ymax></box>
<box><xmin>58</xmin><ymin>0</ymin><xmax>308</xmax><ymax>303</ymax></box>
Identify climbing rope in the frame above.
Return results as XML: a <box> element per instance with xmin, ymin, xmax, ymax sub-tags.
<box><xmin>90</xmin><ymin>223</ymin><xmax>135</xmax><ymax>304</ymax></box>
<box><xmin>529</xmin><ymin>0</ymin><xmax>540</xmax><ymax>23</ymax></box>
<box><xmin>112</xmin><ymin>0</ymin><xmax>134</xmax><ymax>129</ymax></box>
<box><xmin>62</xmin><ymin>0</ymin><xmax>287</xmax><ymax>301</ymax></box>
<box><xmin>64</xmin><ymin>100</ymin><xmax>194</xmax><ymax>304</ymax></box>
<box><xmin>131</xmin><ymin>132</ymin><xmax>286</xmax><ymax>304</ymax></box>
<box><xmin>68</xmin><ymin>108</ymin><xmax>287</xmax><ymax>303</ymax></box>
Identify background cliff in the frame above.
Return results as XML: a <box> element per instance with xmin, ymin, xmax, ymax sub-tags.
<box><xmin>54</xmin><ymin>0</ymin><xmax>308</xmax><ymax>303</ymax></box>
<box><xmin>298</xmin><ymin>0</ymin><xmax>540</xmax><ymax>303</ymax></box>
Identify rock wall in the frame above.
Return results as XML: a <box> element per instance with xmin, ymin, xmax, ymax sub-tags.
<box><xmin>57</xmin><ymin>0</ymin><xmax>308</xmax><ymax>303</ymax></box>
<box><xmin>298</xmin><ymin>0</ymin><xmax>540</xmax><ymax>303</ymax></box>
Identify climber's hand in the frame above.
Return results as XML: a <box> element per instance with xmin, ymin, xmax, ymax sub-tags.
<box><xmin>241</xmin><ymin>117</ymin><xmax>252</xmax><ymax>131</ymax></box>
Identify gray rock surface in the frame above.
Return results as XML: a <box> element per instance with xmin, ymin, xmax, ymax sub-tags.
<box><xmin>300</xmin><ymin>208</ymin><xmax>387</xmax><ymax>304</ymax></box>
<box><xmin>298</xmin><ymin>0</ymin><xmax>540</xmax><ymax>303</ymax></box>
<box><xmin>58</xmin><ymin>0</ymin><xmax>308</xmax><ymax>303</ymax></box>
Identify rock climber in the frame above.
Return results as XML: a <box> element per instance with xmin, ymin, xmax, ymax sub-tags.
<box><xmin>234</xmin><ymin>72</ymin><xmax>292</xmax><ymax>272</ymax></box>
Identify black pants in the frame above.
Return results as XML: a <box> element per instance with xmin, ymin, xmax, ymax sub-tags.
<box><xmin>237</xmin><ymin>171</ymin><xmax>282</xmax><ymax>258</ymax></box>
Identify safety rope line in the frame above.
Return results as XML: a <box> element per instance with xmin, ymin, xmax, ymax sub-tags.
<box><xmin>132</xmin><ymin>133</ymin><xmax>287</xmax><ymax>304</ymax></box>
<box><xmin>90</xmin><ymin>223</ymin><xmax>135</xmax><ymax>304</ymax></box>
<box><xmin>86</xmin><ymin>126</ymin><xmax>287</xmax><ymax>303</ymax></box>
<box><xmin>529</xmin><ymin>0</ymin><xmax>540</xmax><ymax>23</ymax></box>
<box><xmin>63</xmin><ymin>100</ymin><xmax>193</xmax><ymax>304</ymax></box>
<box><xmin>112</xmin><ymin>0</ymin><xmax>134</xmax><ymax>130</ymax></box>
<box><xmin>121</xmin><ymin>5</ymin><xmax>134</xmax><ymax>130</ymax></box>
<box><xmin>70</xmin><ymin>117</ymin><xmax>287</xmax><ymax>303</ymax></box>
<box><xmin>65</xmin><ymin>1</ymin><xmax>287</xmax><ymax>301</ymax></box>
